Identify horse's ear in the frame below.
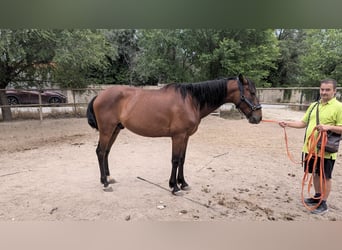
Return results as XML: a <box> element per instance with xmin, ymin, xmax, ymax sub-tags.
<box><xmin>238</xmin><ymin>73</ymin><xmax>247</xmax><ymax>84</ymax></box>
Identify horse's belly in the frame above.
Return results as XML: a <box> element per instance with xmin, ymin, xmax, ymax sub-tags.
<box><xmin>124</xmin><ymin>113</ymin><xmax>199</xmax><ymax>138</ymax></box>
<box><xmin>120</xmin><ymin>92</ymin><xmax>199</xmax><ymax>137</ymax></box>
<box><xmin>123</xmin><ymin>121</ymin><xmax>170</xmax><ymax>137</ymax></box>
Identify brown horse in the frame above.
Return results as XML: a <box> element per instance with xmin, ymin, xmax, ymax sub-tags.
<box><xmin>87</xmin><ymin>74</ymin><xmax>262</xmax><ymax>194</ymax></box>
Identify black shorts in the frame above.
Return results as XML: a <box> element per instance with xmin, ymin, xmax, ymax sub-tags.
<box><xmin>304</xmin><ymin>154</ymin><xmax>335</xmax><ymax>179</ymax></box>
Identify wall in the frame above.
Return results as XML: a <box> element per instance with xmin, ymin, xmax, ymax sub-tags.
<box><xmin>2</xmin><ymin>86</ymin><xmax>342</xmax><ymax>120</ymax></box>
<box><xmin>67</xmin><ymin>86</ymin><xmax>327</xmax><ymax>106</ymax></box>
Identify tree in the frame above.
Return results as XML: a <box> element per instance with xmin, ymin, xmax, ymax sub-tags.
<box><xmin>132</xmin><ymin>29</ymin><xmax>279</xmax><ymax>86</ymax></box>
<box><xmin>133</xmin><ymin>29</ymin><xmax>196</xmax><ymax>84</ymax></box>
<box><xmin>101</xmin><ymin>29</ymin><xmax>139</xmax><ymax>84</ymax></box>
<box><xmin>210</xmin><ymin>29</ymin><xmax>280</xmax><ymax>86</ymax></box>
<box><xmin>0</xmin><ymin>29</ymin><xmax>57</xmax><ymax>121</ymax></box>
<box><xmin>0</xmin><ymin>29</ymin><xmax>115</xmax><ymax>121</ymax></box>
<box><xmin>52</xmin><ymin>29</ymin><xmax>116</xmax><ymax>88</ymax></box>
<box><xmin>299</xmin><ymin>29</ymin><xmax>342</xmax><ymax>85</ymax></box>
<box><xmin>192</xmin><ymin>29</ymin><xmax>280</xmax><ymax>86</ymax></box>
<box><xmin>268</xmin><ymin>29</ymin><xmax>307</xmax><ymax>87</ymax></box>
<box><xmin>185</xmin><ymin>29</ymin><xmax>229</xmax><ymax>80</ymax></box>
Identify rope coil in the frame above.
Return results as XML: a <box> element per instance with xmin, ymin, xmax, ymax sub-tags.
<box><xmin>302</xmin><ymin>127</ymin><xmax>327</xmax><ymax>211</ymax></box>
<box><xmin>262</xmin><ymin>119</ymin><xmax>327</xmax><ymax>211</ymax></box>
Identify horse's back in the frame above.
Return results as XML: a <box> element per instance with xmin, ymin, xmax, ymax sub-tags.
<box><xmin>94</xmin><ymin>85</ymin><xmax>200</xmax><ymax>137</ymax></box>
<box><xmin>96</xmin><ymin>85</ymin><xmax>133</xmax><ymax>103</ymax></box>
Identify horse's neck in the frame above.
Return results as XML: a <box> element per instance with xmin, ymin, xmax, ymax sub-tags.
<box><xmin>200</xmin><ymin>105</ymin><xmax>221</xmax><ymax>118</ymax></box>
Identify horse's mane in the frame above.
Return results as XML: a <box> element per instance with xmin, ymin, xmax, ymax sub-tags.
<box><xmin>163</xmin><ymin>78</ymin><xmax>235</xmax><ymax>109</ymax></box>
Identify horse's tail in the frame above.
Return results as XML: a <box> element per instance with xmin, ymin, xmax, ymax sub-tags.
<box><xmin>87</xmin><ymin>96</ymin><xmax>98</xmax><ymax>130</ymax></box>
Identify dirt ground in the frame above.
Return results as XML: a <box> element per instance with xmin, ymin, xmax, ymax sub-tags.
<box><xmin>1</xmin><ymin>107</ymin><xmax>342</xmax><ymax>221</ymax></box>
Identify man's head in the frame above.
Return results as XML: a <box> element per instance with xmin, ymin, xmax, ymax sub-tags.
<box><xmin>320</xmin><ymin>79</ymin><xmax>337</xmax><ymax>103</ymax></box>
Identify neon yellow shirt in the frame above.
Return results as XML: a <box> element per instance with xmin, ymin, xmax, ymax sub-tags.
<box><xmin>301</xmin><ymin>97</ymin><xmax>342</xmax><ymax>159</ymax></box>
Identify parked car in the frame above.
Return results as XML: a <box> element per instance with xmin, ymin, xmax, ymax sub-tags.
<box><xmin>5</xmin><ymin>89</ymin><xmax>67</xmax><ymax>105</ymax></box>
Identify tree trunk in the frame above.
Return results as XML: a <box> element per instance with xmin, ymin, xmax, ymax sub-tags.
<box><xmin>0</xmin><ymin>90</ymin><xmax>12</xmax><ymax>121</ymax></box>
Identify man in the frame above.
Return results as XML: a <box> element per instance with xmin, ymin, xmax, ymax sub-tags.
<box><xmin>279</xmin><ymin>79</ymin><xmax>342</xmax><ymax>214</ymax></box>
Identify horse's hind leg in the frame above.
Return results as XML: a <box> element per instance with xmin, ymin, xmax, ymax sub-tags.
<box><xmin>97</xmin><ymin>124</ymin><xmax>122</xmax><ymax>188</ymax></box>
<box><xmin>104</xmin><ymin>124</ymin><xmax>124</xmax><ymax>183</ymax></box>
<box><xmin>96</xmin><ymin>143</ymin><xmax>108</xmax><ymax>186</ymax></box>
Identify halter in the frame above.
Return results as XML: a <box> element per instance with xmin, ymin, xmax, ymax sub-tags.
<box><xmin>235</xmin><ymin>77</ymin><xmax>262</xmax><ymax>117</ymax></box>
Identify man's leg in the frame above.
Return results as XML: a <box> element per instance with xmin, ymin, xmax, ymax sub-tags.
<box><xmin>313</xmin><ymin>174</ymin><xmax>331</xmax><ymax>200</ymax></box>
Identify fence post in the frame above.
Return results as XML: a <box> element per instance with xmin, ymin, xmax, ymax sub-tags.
<box><xmin>72</xmin><ymin>90</ymin><xmax>77</xmax><ymax>117</ymax></box>
<box><xmin>38</xmin><ymin>91</ymin><xmax>43</xmax><ymax>121</ymax></box>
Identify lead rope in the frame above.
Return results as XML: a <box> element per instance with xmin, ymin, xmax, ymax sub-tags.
<box><xmin>262</xmin><ymin>119</ymin><xmax>304</xmax><ymax>164</ymax></box>
<box><xmin>262</xmin><ymin>119</ymin><xmax>327</xmax><ymax>211</ymax></box>
<box><xmin>301</xmin><ymin>127</ymin><xmax>327</xmax><ymax>211</ymax></box>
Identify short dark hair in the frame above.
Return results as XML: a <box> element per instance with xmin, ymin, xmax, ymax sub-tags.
<box><xmin>320</xmin><ymin>79</ymin><xmax>337</xmax><ymax>89</ymax></box>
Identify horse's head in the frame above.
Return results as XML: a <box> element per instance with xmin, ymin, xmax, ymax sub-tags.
<box><xmin>229</xmin><ymin>74</ymin><xmax>262</xmax><ymax>124</ymax></box>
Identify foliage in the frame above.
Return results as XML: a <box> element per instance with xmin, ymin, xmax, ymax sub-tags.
<box><xmin>2</xmin><ymin>28</ymin><xmax>342</xmax><ymax>121</ymax></box>
<box><xmin>208</xmin><ymin>29</ymin><xmax>279</xmax><ymax>86</ymax></box>
<box><xmin>100</xmin><ymin>29</ymin><xmax>138</xmax><ymax>84</ymax></box>
<box><xmin>1</xmin><ymin>28</ymin><xmax>342</xmax><ymax>89</ymax></box>
<box><xmin>299</xmin><ymin>29</ymin><xmax>342</xmax><ymax>86</ymax></box>
<box><xmin>132</xmin><ymin>29</ymin><xmax>279</xmax><ymax>86</ymax></box>
<box><xmin>0</xmin><ymin>29</ymin><xmax>116</xmax><ymax>89</ymax></box>
<box><xmin>52</xmin><ymin>29</ymin><xmax>116</xmax><ymax>88</ymax></box>
<box><xmin>132</xmin><ymin>29</ymin><xmax>196</xmax><ymax>84</ymax></box>
<box><xmin>0</xmin><ymin>29</ymin><xmax>115</xmax><ymax>120</ymax></box>
<box><xmin>268</xmin><ymin>29</ymin><xmax>307</xmax><ymax>87</ymax></box>
<box><xmin>0</xmin><ymin>29</ymin><xmax>57</xmax><ymax>89</ymax></box>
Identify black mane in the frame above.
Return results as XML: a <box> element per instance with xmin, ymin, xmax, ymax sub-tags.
<box><xmin>164</xmin><ymin>78</ymin><xmax>235</xmax><ymax>109</ymax></box>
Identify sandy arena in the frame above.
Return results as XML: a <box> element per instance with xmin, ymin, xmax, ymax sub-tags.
<box><xmin>1</xmin><ymin>107</ymin><xmax>341</xmax><ymax>221</ymax></box>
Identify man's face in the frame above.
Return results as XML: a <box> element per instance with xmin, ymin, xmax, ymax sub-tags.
<box><xmin>320</xmin><ymin>82</ymin><xmax>336</xmax><ymax>103</ymax></box>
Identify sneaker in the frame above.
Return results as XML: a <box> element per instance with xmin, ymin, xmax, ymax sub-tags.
<box><xmin>304</xmin><ymin>197</ymin><xmax>320</xmax><ymax>206</ymax></box>
<box><xmin>311</xmin><ymin>202</ymin><xmax>328</xmax><ymax>215</ymax></box>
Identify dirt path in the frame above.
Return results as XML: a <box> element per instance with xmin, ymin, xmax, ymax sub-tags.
<box><xmin>1</xmin><ymin>107</ymin><xmax>341</xmax><ymax>221</ymax></box>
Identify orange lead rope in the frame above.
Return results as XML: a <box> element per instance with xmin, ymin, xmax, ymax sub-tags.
<box><xmin>262</xmin><ymin>119</ymin><xmax>302</xmax><ymax>164</ymax></box>
<box><xmin>301</xmin><ymin>128</ymin><xmax>327</xmax><ymax>211</ymax></box>
<box><xmin>262</xmin><ymin>120</ymin><xmax>327</xmax><ymax>211</ymax></box>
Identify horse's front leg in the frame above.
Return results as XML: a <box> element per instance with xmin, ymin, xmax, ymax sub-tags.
<box><xmin>169</xmin><ymin>154</ymin><xmax>181</xmax><ymax>194</ymax></box>
<box><xmin>177</xmin><ymin>160</ymin><xmax>190</xmax><ymax>191</ymax></box>
<box><xmin>177</xmin><ymin>137</ymin><xmax>190</xmax><ymax>191</ymax></box>
<box><xmin>170</xmin><ymin>135</ymin><xmax>189</xmax><ymax>194</ymax></box>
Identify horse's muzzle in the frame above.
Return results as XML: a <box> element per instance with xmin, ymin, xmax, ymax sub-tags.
<box><xmin>248</xmin><ymin>115</ymin><xmax>262</xmax><ymax>124</ymax></box>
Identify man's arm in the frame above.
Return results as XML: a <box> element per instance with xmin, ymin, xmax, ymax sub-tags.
<box><xmin>279</xmin><ymin>120</ymin><xmax>307</xmax><ymax>129</ymax></box>
<box><xmin>316</xmin><ymin>124</ymin><xmax>342</xmax><ymax>134</ymax></box>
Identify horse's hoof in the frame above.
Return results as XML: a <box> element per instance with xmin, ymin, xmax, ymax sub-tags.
<box><xmin>172</xmin><ymin>189</ymin><xmax>183</xmax><ymax>196</ymax></box>
<box><xmin>107</xmin><ymin>176</ymin><xmax>116</xmax><ymax>184</ymax></box>
<box><xmin>181</xmin><ymin>185</ymin><xmax>191</xmax><ymax>191</ymax></box>
<box><xmin>103</xmin><ymin>186</ymin><xmax>113</xmax><ymax>192</ymax></box>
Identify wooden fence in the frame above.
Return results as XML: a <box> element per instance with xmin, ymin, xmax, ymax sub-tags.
<box><xmin>0</xmin><ymin>88</ymin><xmax>102</xmax><ymax>121</ymax></box>
<box><xmin>1</xmin><ymin>86</ymin><xmax>342</xmax><ymax>121</ymax></box>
